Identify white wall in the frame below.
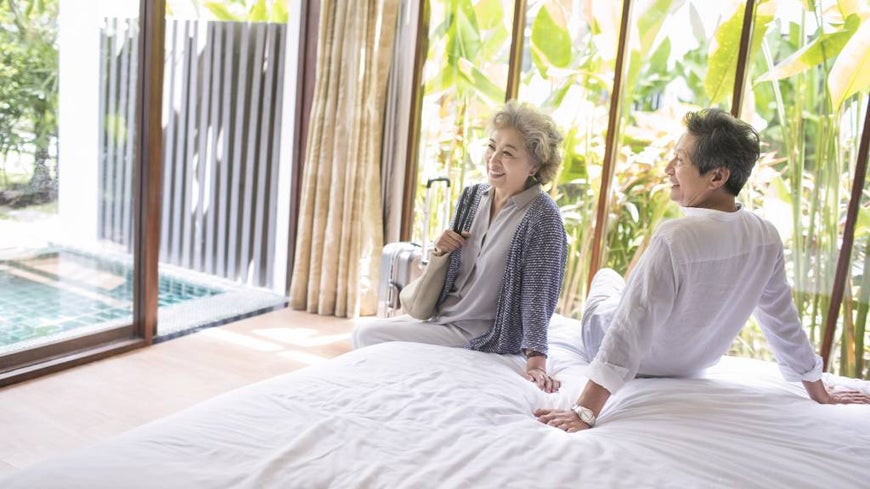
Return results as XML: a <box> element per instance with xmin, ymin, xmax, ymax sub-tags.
<box><xmin>57</xmin><ymin>0</ymin><xmax>139</xmax><ymax>248</ymax></box>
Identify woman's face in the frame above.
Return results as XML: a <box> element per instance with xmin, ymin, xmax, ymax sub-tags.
<box><xmin>485</xmin><ymin>127</ymin><xmax>537</xmax><ymax>197</ymax></box>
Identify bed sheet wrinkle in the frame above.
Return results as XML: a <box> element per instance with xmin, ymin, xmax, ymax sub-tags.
<box><xmin>325</xmin><ymin>423</ymin><xmax>483</xmax><ymax>488</ymax></box>
<box><xmin>824</xmin><ymin>372</ymin><xmax>870</xmax><ymax>394</ymax></box>
<box><xmin>237</xmin><ymin>373</ymin><xmax>461</xmax><ymax>486</ymax></box>
<box><xmin>240</xmin><ymin>423</ymin><xmax>382</xmax><ymax>488</ymax></box>
<box><xmin>562</xmin><ymin>436</ymin><xmax>692</xmax><ymax>489</ymax></box>
<box><xmin>400</xmin><ymin>426</ymin><xmax>564</xmax><ymax>489</ymax></box>
<box><xmin>2</xmin><ymin>342</ymin><xmax>870</xmax><ymax>489</ymax></box>
<box><xmin>612</xmin><ymin>423</ymin><xmax>780</xmax><ymax>487</ymax></box>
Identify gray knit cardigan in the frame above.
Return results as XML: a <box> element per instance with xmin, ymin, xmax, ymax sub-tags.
<box><xmin>436</xmin><ymin>183</ymin><xmax>567</xmax><ymax>355</ymax></box>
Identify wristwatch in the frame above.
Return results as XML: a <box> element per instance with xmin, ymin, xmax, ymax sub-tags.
<box><xmin>571</xmin><ymin>403</ymin><xmax>596</xmax><ymax>427</ymax></box>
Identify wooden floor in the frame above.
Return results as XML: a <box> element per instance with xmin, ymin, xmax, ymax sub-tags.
<box><xmin>0</xmin><ymin>308</ymin><xmax>356</xmax><ymax>476</ymax></box>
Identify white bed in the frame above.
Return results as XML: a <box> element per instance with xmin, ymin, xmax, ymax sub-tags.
<box><xmin>2</xmin><ymin>315</ymin><xmax>869</xmax><ymax>488</ymax></box>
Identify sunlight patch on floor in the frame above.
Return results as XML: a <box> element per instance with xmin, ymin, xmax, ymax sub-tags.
<box><xmin>200</xmin><ymin>328</ymin><xmax>283</xmax><ymax>352</ymax></box>
<box><xmin>278</xmin><ymin>349</ymin><xmax>329</xmax><ymax>365</ymax></box>
<box><xmin>253</xmin><ymin>327</ymin><xmax>350</xmax><ymax>347</ymax></box>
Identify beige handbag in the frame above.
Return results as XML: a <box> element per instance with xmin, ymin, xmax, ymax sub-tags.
<box><xmin>399</xmin><ymin>184</ymin><xmax>479</xmax><ymax>320</ymax></box>
<box><xmin>399</xmin><ymin>251</ymin><xmax>451</xmax><ymax>320</ymax></box>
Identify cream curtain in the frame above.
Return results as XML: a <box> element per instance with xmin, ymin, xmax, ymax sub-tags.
<box><xmin>290</xmin><ymin>0</ymin><xmax>400</xmax><ymax>317</ymax></box>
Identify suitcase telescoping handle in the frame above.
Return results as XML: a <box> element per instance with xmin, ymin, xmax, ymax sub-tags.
<box><xmin>421</xmin><ymin>177</ymin><xmax>451</xmax><ymax>265</ymax></box>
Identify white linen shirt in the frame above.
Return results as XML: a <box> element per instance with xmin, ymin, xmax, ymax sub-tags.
<box><xmin>588</xmin><ymin>205</ymin><xmax>824</xmax><ymax>394</ymax></box>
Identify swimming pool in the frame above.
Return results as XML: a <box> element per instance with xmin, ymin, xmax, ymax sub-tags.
<box><xmin>0</xmin><ymin>249</ymin><xmax>225</xmax><ymax>347</ymax></box>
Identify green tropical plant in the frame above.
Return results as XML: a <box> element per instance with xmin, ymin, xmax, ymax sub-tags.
<box><xmin>744</xmin><ymin>0</ymin><xmax>870</xmax><ymax>377</ymax></box>
<box><xmin>521</xmin><ymin>1</ymin><xmax>612</xmax><ymax>314</ymax></box>
<box><xmin>413</xmin><ymin>0</ymin><xmax>511</xmax><ymax>243</ymax></box>
<box><xmin>521</xmin><ymin>0</ymin><xmax>703</xmax><ymax>314</ymax></box>
<box><xmin>414</xmin><ymin>0</ymin><xmax>870</xmax><ymax>378</ymax></box>
<box><xmin>167</xmin><ymin>0</ymin><xmax>288</xmax><ymax>22</ymax></box>
<box><xmin>0</xmin><ymin>0</ymin><xmax>58</xmax><ymax>201</ymax></box>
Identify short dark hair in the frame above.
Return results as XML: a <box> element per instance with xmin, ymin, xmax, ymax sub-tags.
<box><xmin>683</xmin><ymin>108</ymin><xmax>760</xmax><ymax>196</ymax></box>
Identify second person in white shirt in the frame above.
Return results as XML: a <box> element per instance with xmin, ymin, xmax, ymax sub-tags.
<box><xmin>536</xmin><ymin>107</ymin><xmax>870</xmax><ymax>432</ymax></box>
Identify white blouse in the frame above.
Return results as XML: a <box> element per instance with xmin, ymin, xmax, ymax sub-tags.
<box><xmin>435</xmin><ymin>185</ymin><xmax>540</xmax><ymax>335</ymax></box>
<box><xmin>588</xmin><ymin>205</ymin><xmax>824</xmax><ymax>394</ymax></box>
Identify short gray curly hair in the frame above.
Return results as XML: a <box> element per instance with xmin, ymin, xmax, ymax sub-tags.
<box><xmin>490</xmin><ymin>101</ymin><xmax>564</xmax><ymax>185</ymax></box>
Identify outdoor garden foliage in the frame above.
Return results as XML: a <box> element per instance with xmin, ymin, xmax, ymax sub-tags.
<box><xmin>415</xmin><ymin>0</ymin><xmax>870</xmax><ymax>378</ymax></box>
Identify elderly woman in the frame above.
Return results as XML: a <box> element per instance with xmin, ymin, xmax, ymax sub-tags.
<box><xmin>353</xmin><ymin>101</ymin><xmax>568</xmax><ymax>393</ymax></box>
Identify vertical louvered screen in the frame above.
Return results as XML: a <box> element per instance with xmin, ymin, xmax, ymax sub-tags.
<box><xmin>98</xmin><ymin>18</ymin><xmax>138</xmax><ymax>246</ymax></box>
<box><xmin>98</xmin><ymin>19</ymin><xmax>286</xmax><ymax>289</ymax></box>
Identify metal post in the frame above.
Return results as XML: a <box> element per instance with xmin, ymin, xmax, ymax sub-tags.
<box><xmin>133</xmin><ymin>0</ymin><xmax>165</xmax><ymax>343</ymax></box>
<box><xmin>730</xmin><ymin>0</ymin><xmax>756</xmax><ymax>115</ymax></box>
<box><xmin>587</xmin><ymin>0</ymin><xmax>633</xmax><ymax>287</ymax></box>
<box><xmin>821</xmin><ymin>101</ymin><xmax>870</xmax><ymax>370</ymax></box>
<box><xmin>505</xmin><ymin>0</ymin><xmax>528</xmax><ymax>101</ymax></box>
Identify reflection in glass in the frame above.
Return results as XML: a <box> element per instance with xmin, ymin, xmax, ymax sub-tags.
<box><xmin>517</xmin><ymin>0</ymin><xmax>623</xmax><ymax>315</ymax></box>
<box><xmin>0</xmin><ymin>0</ymin><xmax>139</xmax><ymax>357</ymax></box>
<box><xmin>604</xmin><ymin>0</ymin><xmax>744</xmax><ymax>275</ymax></box>
<box><xmin>840</xmin><ymin>106</ymin><xmax>870</xmax><ymax>378</ymax></box>
<box><xmin>742</xmin><ymin>1</ymin><xmax>869</xmax><ymax>371</ymax></box>
<box><xmin>155</xmin><ymin>2</ymin><xmax>291</xmax><ymax>338</ymax></box>
<box><xmin>414</xmin><ymin>0</ymin><xmax>514</xmax><ymax>244</ymax></box>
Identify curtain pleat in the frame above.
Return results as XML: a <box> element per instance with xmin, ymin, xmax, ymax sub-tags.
<box><xmin>290</xmin><ymin>0</ymin><xmax>399</xmax><ymax>317</ymax></box>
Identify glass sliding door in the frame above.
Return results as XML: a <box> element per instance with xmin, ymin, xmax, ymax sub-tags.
<box><xmin>515</xmin><ymin>0</ymin><xmax>623</xmax><ymax>316</ymax></box>
<box><xmin>412</xmin><ymin>0</ymin><xmax>515</xmax><ymax>244</ymax></box>
<box><xmin>0</xmin><ymin>0</ymin><xmax>145</xmax><ymax>383</ymax></box>
<box><xmin>741</xmin><ymin>1</ymin><xmax>870</xmax><ymax>369</ymax></box>
<box><xmin>154</xmin><ymin>2</ymin><xmax>291</xmax><ymax>339</ymax></box>
<box><xmin>600</xmin><ymin>0</ymin><xmax>745</xmax><ymax>278</ymax></box>
<box><xmin>836</xmin><ymin>100</ymin><xmax>870</xmax><ymax>379</ymax></box>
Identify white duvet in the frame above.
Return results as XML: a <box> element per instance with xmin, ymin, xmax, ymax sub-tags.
<box><xmin>3</xmin><ymin>315</ymin><xmax>869</xmax><ymax>488</ymax></box>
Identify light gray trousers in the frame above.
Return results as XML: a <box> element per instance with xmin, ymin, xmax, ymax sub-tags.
<box><xmin>351</xmin><ymin>315</ymin><xmax>488</xmax><ymax>350</ymax></box>
<box><xmin>580</xmin><ymin>268</ymin><xmax>625</xmax><ymax>362</ymax></box>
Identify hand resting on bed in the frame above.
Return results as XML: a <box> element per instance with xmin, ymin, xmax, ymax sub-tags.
<box><xmin>803</xmin><ymin>379</ymin><xmax>870</xmax><ymax>404</ymax></box>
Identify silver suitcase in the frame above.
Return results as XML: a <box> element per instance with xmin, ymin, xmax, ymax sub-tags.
<box><xmin>376</xmin><ymin>177</ymin><xmax>451</xmax><ymax>318</ymax></box>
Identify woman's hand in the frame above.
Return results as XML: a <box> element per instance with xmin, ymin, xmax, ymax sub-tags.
<box><xmin>534</xmin><ymin>408</ymin><xmax>591</xmax><ymax>433</ymax></box>
<box><xmin>526</xmin><ymin>367</ymin><xmax>560</xmax><ymax>393</ymax></box>
<box><xmin>433</xmin><ymin>230</ymin><xmax>469</xmax><ymax>255</ymax></box>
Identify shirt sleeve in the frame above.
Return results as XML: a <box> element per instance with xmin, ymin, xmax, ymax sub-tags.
<box><xmin>519</xmin><ymin>207</ymin><xmax>567</xmax><ymax>356</ymax></box>
<box><xmin>587</xmin><ymin>235</ymin><xmax>677</xmax><ymax>394</ymax></box>
<box><xmin>752</xmin><ymin>243</ymin><xmax>823</xmax><ymax>382</ymax></box>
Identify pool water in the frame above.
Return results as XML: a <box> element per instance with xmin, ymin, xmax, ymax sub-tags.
<box><xmin>0</xmin><ymin>250</ymin><xmax>223</xmax><ymax>347</ymax></box>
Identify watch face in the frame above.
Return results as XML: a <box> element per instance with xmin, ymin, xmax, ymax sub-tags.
<box><xmin>573</xmin><ymin>404</ymin><xmax>595</xmax><ymax>425</ymax></box>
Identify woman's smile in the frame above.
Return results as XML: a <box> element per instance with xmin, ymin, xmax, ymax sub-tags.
<box><xmin>485</xmin><ymin>127</ymin><xmax>535</xmax><ymax>197</ymax></box>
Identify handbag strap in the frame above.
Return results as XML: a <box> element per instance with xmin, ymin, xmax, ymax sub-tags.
<box><xmin>452</xmin><ymin>185</ymin><xmax>480</xmax><ymax>233</ymax></box>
